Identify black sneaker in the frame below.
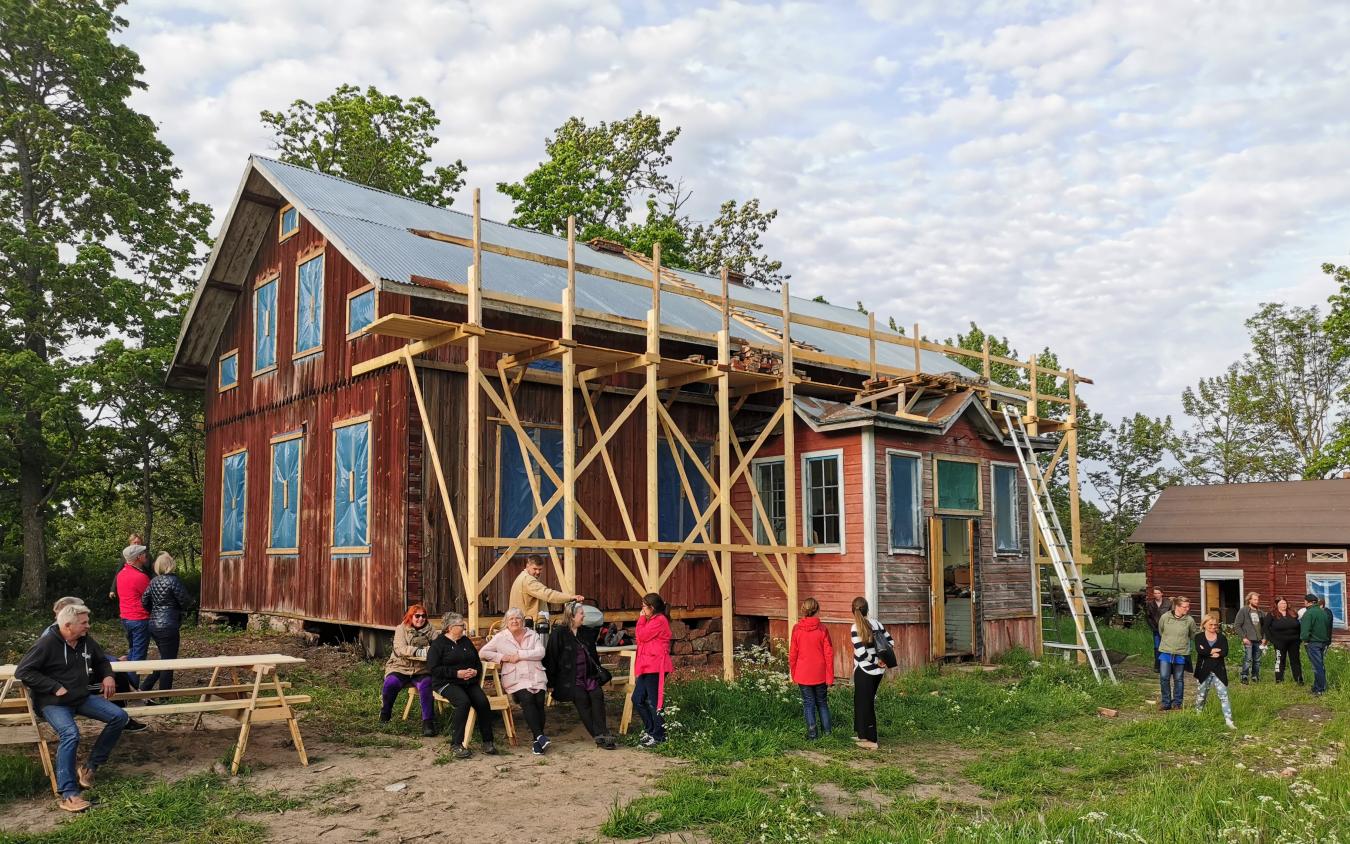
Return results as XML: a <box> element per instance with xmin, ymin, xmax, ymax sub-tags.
<box><xmin>602</xmin><ymin>736</ymin><xmax>617</xmax><ymax>750</ymax></box>
<box><xmin>378</xmin><ymin>710</ymin><xmax>392</xmax><ymax>723</ymax></box>
<box><xmin>595</xmin><ymin>736</ymin><xmax>607</xmax><ymax>748</ymax></box>
<box><xmin>452</xmin><ymin>744</ymin><xmax>471</xmax><ymax>759</ymax></box>
<box><xmin>482</xmin><ymin>742</ymin><xmax>498</xmax><ymax>755</ymax></box>
<box><xmin>123</xmin><ymin>719</ymin><xmax>148</xmax><ymax>733</ymax></box>
<box><xmin>538</xmin><ymin>735</ymin><xmax>550</xmax><ymax>753</ymax></box>
<box><xmin>421</xmin><ymin>720</ymin><xmax>437</xmax><ymax>737</ymax></box>
<box><xmin>532</xmin><ymin>736</ymin><xmax>545</xmax><ymax>755</ymax></box>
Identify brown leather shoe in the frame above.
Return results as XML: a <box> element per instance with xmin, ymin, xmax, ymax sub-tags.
<box><xmin>77</xmin><ymin>765</ymin><xmax>95</xmax><ymax>789</ymax></box>
<box><xmin>58</xmin><ymin>794</ymin><xmax>91</xmax><ymax>813</ymax></box>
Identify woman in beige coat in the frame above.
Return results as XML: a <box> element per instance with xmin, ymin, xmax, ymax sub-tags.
<box><xmin>381</xmin><ymin>604</ymin><xmax>440</xmax><ymax>735</ymax></box>
<box><xmin>480</xmin><ymin>607</ymin><xmax>550</xmax><ymax>754</ymax></box>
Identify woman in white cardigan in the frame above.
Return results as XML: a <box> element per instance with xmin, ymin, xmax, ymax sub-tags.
<box><xmin>480</xmin><ymin>607</ymin><xmax>551</xmax><ymax>755</ymax></box>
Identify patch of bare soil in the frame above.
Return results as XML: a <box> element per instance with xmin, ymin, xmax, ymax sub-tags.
<box><xmin>1280</xmin><ymin>703</ymin><xmax>1334</xmax><ymax>724</ymax></box>
<box><xmin>812</xmin><ymin>782</ymin><xmax>888</xmax><ymax>818</ymax></box>
<box><xmin>902</xmin><ymin>781</ymin><xmax>992</xmax><ymax>808</ymax></box>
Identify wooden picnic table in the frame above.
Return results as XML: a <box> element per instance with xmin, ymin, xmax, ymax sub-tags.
<box><xmin>597</xmin><ymin>645</ymin><xmax>639</xmax><ymax>735</ymax></box>
<box><xmin>1</xmin><ymin>653</ymin><xmax>310</xmax><ymax>795</ymax></box>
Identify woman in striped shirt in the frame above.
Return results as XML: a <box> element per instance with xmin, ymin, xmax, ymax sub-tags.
<box><xmin>850</xmin><ymin>596</ymin><xmax>884</xmax><ymax>750</ymax></box>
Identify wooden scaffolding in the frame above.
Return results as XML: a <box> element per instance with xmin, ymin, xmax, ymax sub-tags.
<box><xmin>351</xmin><ymin>190</ymin><xmax>1092</xmax><ymax>680</ymax></box>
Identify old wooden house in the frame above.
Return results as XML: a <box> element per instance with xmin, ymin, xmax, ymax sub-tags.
<box><xmin>1133</xmin><ymin>480</ymin><xmax>1350</xmax><ymax>638</ymax></box>
<box><xmin>168</xmin><ymin>157</ymin><xmax>1093</xmax><ymax>676</ymax></box>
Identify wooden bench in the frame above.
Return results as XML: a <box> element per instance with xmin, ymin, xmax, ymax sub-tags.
<box><xmin>598</xmin><ymin>646</ymin><xmax>639</xmax><ymax>736</ymax></box>
<box><xmin>401</xmin><ymin>660</ymin><xmax>517</xmax><ymax>746</ymax></box>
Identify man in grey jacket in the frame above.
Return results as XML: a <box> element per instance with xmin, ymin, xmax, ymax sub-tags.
<box><xmin>1232</xmin><ymin>592</ymin><xmax>1266</xmax><ymax>684</ymax></box>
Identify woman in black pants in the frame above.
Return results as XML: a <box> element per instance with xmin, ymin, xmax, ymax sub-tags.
<box><xmin>545</xmin><ymin>601</ymin><xmax>616</xmax><ymax>749</ymax></box>
<box><xmin>139</xmin><ymin>553</ymin><xmax>195</xmax><ymax>692</ymax></box>
<box><xmin>850</xmin><ymin>597</ymin><xmax>884</xmax><ymax>750</ymax></box>
<box><xmin>1265</xmin><ymin>597</ymin><xmax>1303</xmax><ymax>684</ymax></box>
<box><xmin>428</xmin><ymin>612</ymin><xmax>496</xmax><ymax>758</ymax></box>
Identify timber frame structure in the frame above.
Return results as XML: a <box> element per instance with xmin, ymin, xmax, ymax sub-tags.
<box><xmin>350</xmin><ymin>189</ymin><xmax>1093</xmax><ymax>680</ymax></box>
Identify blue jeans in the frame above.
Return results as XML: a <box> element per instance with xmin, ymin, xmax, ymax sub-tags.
<box><xmin>631</xmin><ymin>673</ymin><xmax>665</xmax><ymax>741</ymax></box>
<box><xmin>41</xmin><ymin>696</ymin><xmax>129</xmax><ymax>798</ymax></box>
<box><xmin>1159</xmin><ymin>658</ymin><xmax>1186</xmax><ymax>708</ymax></box>
<box><xmin>1152</xmin><ymin>633</ymin><xmax>1161</xmax><ymax>669</ymax></box>
<box><xmin>799</xmin><ymin>683</ymin><xmax>831</xmax><ymax>735</ymax></box>
<box><xmin>123</xmin><ymin>619</ymin><xmax>150</xmax><ymax>661</ymax></box>
<box><xmin>1306</xmin><ymin>641</ymin><xmax>1329</xmax><ymax>694</ymax></box>
<box><xmin>1240</xmin><ymin>641</ymin><xmax>1261</xmax><ymax>681</ymax></box>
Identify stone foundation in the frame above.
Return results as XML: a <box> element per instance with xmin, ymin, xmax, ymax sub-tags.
<box><xmin>668</xmin><ymin>615</ymin><xmax>765</xmax><ymax>670</ymax></box>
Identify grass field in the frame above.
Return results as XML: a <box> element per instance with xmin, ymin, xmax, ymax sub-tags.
<box><xmin>1</xmin><ymin>614</ymin><xmax>1347</xmax><ymax>842</ymax></box>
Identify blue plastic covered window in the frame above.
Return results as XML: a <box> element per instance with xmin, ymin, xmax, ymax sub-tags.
<box><xmin>296</xmin><ymin>254</ymin><xmax>324</xmax><ymax>356</ymax></box>
<box><xmin>219</xmin><ymin>351</ymin><xmax>238</xmax><ymax>390</ymax></box>
<box><xmin>280</xmin><ymin>206</ymin><xmax>299</xmax><ymax>239</ymax></box>
<box><xmin>269</xmin><ymin>435</ymin><xmax>302</xmax><ymax>552</ymax></box>
<box><xmin>888</xmin><ymin>453</ymin><xmax>920</xmax><ymax>550</ymax></box>
<box><xmin>1308</xmin><ymin>576</ymin><xmax>1347</xmax><ymax>628</ymax></box>
<box><xmin>254</xmin><ymin>280</ymin><xmax>277</xmax><ymax>372</ymax></box>
<box><xmin>658</xmin><ymin>441</ymin><xmax>712</xmax><ymax>543</ymax></box>
<box><xmin>498</xmin><ymin>426</ymin><xmax>565</xmax><ymax>541</ymax></box>
<box><xmin>993</xmin><ymin>464</ymin><xmax>1020</xmax><ymax>553</ymax></box>
<box><xmin>347</xmin><ymin>288</ymin><xmax>375</xmax><ymax>335</ymax></box>
<box><xmin>221</xmin><ymin>450</ymin><xmax>247</xmax><ymax>554</ymax></box>
<box><xmin>332</xmin><ymin>421</ymin><xmax>370</xmax><ymax>551</ymax></box>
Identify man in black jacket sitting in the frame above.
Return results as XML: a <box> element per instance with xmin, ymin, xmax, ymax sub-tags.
<box><xmin>16</xmin><ymin>603</ymin><xmax>129</xmax><ymax>813</ymax></box>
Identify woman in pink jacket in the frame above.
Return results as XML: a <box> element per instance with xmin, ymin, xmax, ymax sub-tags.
<box><xmin>633</xmin><ymin>592</ymin><xmax>674</xmax><ymax>747</ymax></box>
<box><xmin>480</xmin><ymin>607</ymin><xmax>551</xmax><ymax>755</ymax></box>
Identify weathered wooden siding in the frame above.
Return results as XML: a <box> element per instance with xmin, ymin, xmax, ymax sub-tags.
<box><xmin>983</xmin><ymin>616</ymin><xmax>1038</xmax><ymax>660</ymax></box>
<box><xmin>1146</xmin><ymin>543</ymin><xmax>1350</xmax><ymax>640</ymax></box>
<box><xmin>201</xmin><ymin>209</ymin><xmax>411</xmax><ymax>627</ymax></box>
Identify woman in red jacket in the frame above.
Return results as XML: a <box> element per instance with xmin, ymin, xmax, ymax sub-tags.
<box><xmin>633</xmin><ymin>592</ymin><xmax>674</xmax><ymax>747</ymax></box>
<box><xmin>789</xmin><ymin>597</ymin><xmax>835</xmax><ymax>739</ymax></box>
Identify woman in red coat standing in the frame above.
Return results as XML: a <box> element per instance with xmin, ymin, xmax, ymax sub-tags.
<box><xmin>789</xmin><ymin>597</ymin><xmax>835</xmax><ymax>739</ymax></box>
<box><xmin>633</xmin><ymin>592</ymin><xmax>675</xmax><ymax>747</ymax></box>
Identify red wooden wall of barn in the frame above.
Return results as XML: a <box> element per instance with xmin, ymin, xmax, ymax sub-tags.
<box><xmin>1146</xmin><ymin>543</ymin><xmax>1349</xmax><ymax>640</ymax></box>
<box><xmin>202</xmin><ymin>210</ymin><xmax>413</xmax><ymax>628</ymax></box>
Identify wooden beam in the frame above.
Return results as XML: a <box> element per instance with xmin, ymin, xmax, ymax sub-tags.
<box><xmin>404</xmin><ymin>352</ymin><xmax>469</xmax><ymax>590</ymax></box>
<box><xmin>469</xmin><ymin>537</ymin><xmax>814</xmax><ymax>554</ymax></box>
<box><xmin>655</xmin><ymin>366</ymin><xmax>721</xmax><ymax>392</ymax></box>
<box><xmin>466</xmin><ymin>189</ymin><xmax>483</xmax><ymax>634</ymax></box>
<box><xmin>351</xmin><ymin>324</ymin><xmax>482</xmax><ymax>377</ymax></box>
<box><xmin>718</xmin><ymin>268</ymin><xmax>735</xmax><ymax>680</ymax></box>
<box><xmin>499</xmin><ymin>339</ymin><xmax>572</xmax><ymax>370</ymax></box>
<box><xmin>645</xmin><ymin>243</ymin><xmax>662</xmax><ymax>590</ymax></box>
<box><xmin>577</xmin><ymin>353</ymin><xmax>658</xmax><ymax>383</ymax></box>
<box><xmin>783</xmin><ymin>283</ymin><xmax>800</xmax><ymax>635</ymax></box>
<box><xmin>562</xmin><ymin>216</ymin><xmax>578</xmax><ymax>597</ymax></box>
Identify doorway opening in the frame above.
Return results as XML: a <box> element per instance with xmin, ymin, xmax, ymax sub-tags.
<box><xmin>930</xmin><ymin>517</ymin><xmax>976</xmax><ymax>657</ymax></box>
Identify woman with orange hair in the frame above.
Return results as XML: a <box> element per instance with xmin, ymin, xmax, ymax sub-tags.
<box><xmin>381</xmin><ymin>604</ymin><xmax>440</xmax><ymax>735</ymax></box>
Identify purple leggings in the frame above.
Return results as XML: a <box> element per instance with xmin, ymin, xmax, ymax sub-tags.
<box><xmin>382</xmin><ymin>673</ymin><xmax>434</xmax><ymax>721</ymax></box>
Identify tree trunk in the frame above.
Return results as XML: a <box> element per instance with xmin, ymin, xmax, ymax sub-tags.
<box><xmin>18</xmin><ymin>420</ymin><xmax>48</xmax><ymax>607</ymax></box>
<box><xmin>142</xmin><ymin>437</ymin><xmax>154</xmax><ymax>552</ymax></box>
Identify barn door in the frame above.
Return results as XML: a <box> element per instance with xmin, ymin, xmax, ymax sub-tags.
<box><xmin>929</xmin><ymin>516</ymin><xmax>944</xmax><ymax>658</ymax></box>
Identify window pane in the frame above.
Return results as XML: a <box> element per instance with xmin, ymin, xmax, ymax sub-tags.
<box><xmin>754</xmin><ymin>460</ymin><xmax>786</xmax><ymax>544</ymax></box>
<box><xmin>498</xmin><ymin>426</ymin><xmax>567</xmax><ymax>541</ymax></box>
<box><xmin>804</xmin><ymin>455</ymin><xmax>842</xmax><ymax>548</ymax></box>
<box><xmin>348</xmin><ymin>289</ymin><xmax>376</xmax><ymax>335</ymax></box>
<box><xmin>296</xmin><ymin>255</ymin><xmax>324</xmax><ymax>354</ymax></box>
<box><xmin>221</xmin><ymin>451</ymin><xmax>246</xmax><ymax>553</ymax></box>
<box><xmin>888</xmin><ymin>454</ymin><xmax>918</xmax><ymax>549</ymax></box>
<box><xmin>1309</xmin><ymin>577</ymin><xmax>1347</xmax><ymax>628</ymax></box>
<box><xmin>993</xmin><ymin>465</ymin><xmax>1018</xmax><ymax>552</ymax></box>
<box><xmin>281</xmin><ymin>206</ymin><xmax>298</xmax><ymax>234</ymax></box>
<box><xmin>333</xmin><ymin>422</ymin><xmax>370</xmax><ymax>548</ymax></box>
<box><xmin>937</xmin><ymin>459</ymin><xmax>979</xmax><ymax>511</ymax></box>
<box><xmin>254</xmin><ymin>281</ymin><xmax>277</xmax><ymax>371</ymax></box>
<box><xmin>270</xmin><ymin>438</ymin><xmax>301</xmax><ymax>550</ymax></box>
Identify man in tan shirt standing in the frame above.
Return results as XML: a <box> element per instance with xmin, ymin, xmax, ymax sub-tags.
<box><xmin>509</xmin><ymin>555</ymin><xmax>583</xmax><ymax>623</ymax></box>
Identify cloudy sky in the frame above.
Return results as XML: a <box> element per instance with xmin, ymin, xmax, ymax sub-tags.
<box><xmin>122</xmin><ymin>0</ymin><xmax>1350</xmax><ymax>424</ymax></box>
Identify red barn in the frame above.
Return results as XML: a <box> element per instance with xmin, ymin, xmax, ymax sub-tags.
<box><xmin>1133</xmin><ymin>480</ymin><xmax>1350</xmax><ymax>638</ymax></box>
<box><xmin>168</xmin><ymin>156</ymin><xmax>1091</xmax><ymax>676</ymax></box>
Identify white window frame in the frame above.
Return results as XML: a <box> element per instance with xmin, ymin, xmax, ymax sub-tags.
<box><xmin>1199</xmin><ymin>568</ymin><xmax>1244</xmax><ymax>621</ymax></box>
<box><xmin>751</xmin><ymin>456</ymin><xmax>786</xmax><ymax>545</ymax></box>
<box><xmin>885</xmin><ymin>448</ymin><xmax>923</xmax><ymax>554</ymax></box>
<box><xmin>801</xmin><ymin>447</ymin><xmax>845</xmax><ymax>553</ymax></box>
<box><xmin>990</xmin><ymin>460</ymin><xmax>1021</xmax><ymax>556</ymax></box>
<box><xmin>1203</xmin><ymin>548</ymin><xmax>1239</xmax><ymax>562</ymax></box>
<box><xmin>1306</xmin><ymin>572</ymin><xmax>1348</xmax><ymax>629</ymax></box>
<box><xmin>933</xmin><ymin>454</ymin><xmax>982</xmax><ymax>516</ymax></box>
<box><xmin>1307</xmin><ymin>548</ymin><xmax>1348</xmax><ymax>563</ymax></box>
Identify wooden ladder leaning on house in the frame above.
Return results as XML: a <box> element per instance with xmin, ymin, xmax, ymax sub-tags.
<box><xmin>998</xmin><ymin>403</ymin><xmax>1117</xmax><ymax>684</ymax></box>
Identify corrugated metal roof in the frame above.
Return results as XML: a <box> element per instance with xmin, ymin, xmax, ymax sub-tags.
<box><xmin>1129</xmin><ymin>480</ymin><xmax>1350</xmax><ymax>545</ymax></box>
<box><xmin>252</xmin><ymin>156</ymin><xmax>975</xmax><ymax>378</ymax></box>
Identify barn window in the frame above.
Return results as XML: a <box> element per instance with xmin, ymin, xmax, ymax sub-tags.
<box><xmin>802</xmin><ymin>449</ymin><xmax>844</xmax><ymax>550</ymax></box>
<box><xmin>753</xmin><ymin>458</ymin><xmax>786</xmax><ymax>544</ymax></box>
<box><xmin>992</xmin><ymin>463</ymin><xmax>1020</xmax><ymax>553</ymax></box>
<box><xmin>935</xmin><ymin>456</ymin><xmax>980</xmax><ymax>514</ymax></box>
<box><xmin>347</xmin><ymin>286</ymin><xmax>376</xmax><ymax>336</ymax></box>
<box><xmin>1308</xmin><ymin>549</ymin><xmax>1348</xmax><ymax>563</ymax></box>
<box><xmin>295</xmin><ymin>252</ymin><xmax>324</xmax><ymax>358</ymax></box>
<box><xmin>218</xmin><ymin>350</ymin><xmax>238</xmax><ymax>391</ymax></box>
<box><xmin>886</xmin><ymin>451</ymin><xmax>921</xmax><ymax>551</ymax></box>
<box><xmin>279</xmin><ymin>204</ymin><xmax>299</xmax><ymax>240</ymax></box>
<box><xmin>268</xmin><ymin>432</ymin><xmax>302</xmax><ymax>554</ymax></box>
<box><xmin>253</xmin><ymin>278</ymin><xmax>278</xmax><ymax>374</ymax></box>
<box><xmin>497</xmin><ymin>425</ymin><xmax>565</xmax><ymax>542</ymax></box>
<box><xmin>1204</xmin><ymin>548</ymin><xmax>1239</xmax><ymax>562</ymax></box>
<box><xmin>658</xmin><ymin>440</ymin><xmax>712</xmax><ymax>543</ymax></box>
<box><xmin>332</xmin><ymin>418</ymin><xmax>371</xmax><ymax>553</ymax></box>
<box><xmin>1307</xmin><ymin>574</ymin><xmax>1347</xmax><ymax>628</ymax></box>
<box><xmin>220</xmin><ymin>449</ymin><xmax>247</xmax><ymax>555</ymax></box>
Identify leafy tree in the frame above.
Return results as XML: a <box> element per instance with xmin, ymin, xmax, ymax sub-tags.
<box><xmin>0</xmin><ymin>0</ymin><xmax>211</xmax><ymax>605</ymax></box>
<box><xmin>1316</xmin><ymin>261</ymin><xmax>1350</xmax><ymax>477</ymax></box>
<box><xmin>499</xmin><ymin>111</ymin><xmax>787</xmax><ymax>288</ymax></box>
<box><xmin>261</xmin><ymin>84</ymin><xmax>466</xmax><ymax>207</ymax></box>
<box><xmin>1239</xmin><ymin>303</ymin><xmax>1349</xmax><ymax>478</ymax></box>
<box><xmin>1175</xmin><ymin>364</ymin><xmax>1295</xmax><ymax>484</ymax></box>
<box><xmin>1085</xmin><ymin>414</ymin><xmax>1179</xmax><ymax>590</ymax></box>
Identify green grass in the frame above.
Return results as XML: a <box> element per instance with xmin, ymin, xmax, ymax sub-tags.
<box><xmin>0</xmin><ymin>773</ymin><xmax>302</xmax><ymax>844</ymax></box>
<box><xmin>0</xmin><ymin>755</ymin><xmax>46</xmax><ymax>805</ymax></box>
<box><xmin>286</xmin><ymin>663</ymin><xmax>420</xmax><ymax>749</ymax></box>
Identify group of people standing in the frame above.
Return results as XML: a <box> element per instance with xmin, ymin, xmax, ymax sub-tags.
<box><xmin>787</xmin><ymin>595</ymin><xmax>886</xmax><ymax>750</ymax></box>
<box><xmin>376</xmin><ymin>555</ymin><xmax>673</xmax><ymax>759</ymax></box>
<box><xmin>1143</xmin><ymin>586</ymin><xmax>1336</xmax><ymax>727</ymax></box>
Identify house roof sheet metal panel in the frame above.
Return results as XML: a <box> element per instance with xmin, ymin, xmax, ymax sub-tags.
<box><xmin>1129</xmin><ymin>480</ymin><xmax>1350</xmax><ymax>545</ymax></box>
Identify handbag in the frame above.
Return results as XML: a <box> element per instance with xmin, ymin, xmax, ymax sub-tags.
<box><xmin>871</xmin><ymin>622</ymin><xmax>898</xmax><ymax>669</ymax></box>
<box><xmin>585</xmin><ymin>646</ymin><xmax>613</xmax><ymax>686</ymax></box>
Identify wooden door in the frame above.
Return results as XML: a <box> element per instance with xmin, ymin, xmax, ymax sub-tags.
<box><xmin>928</xmin><ymin>516</ymin><xmax>944</xmax><ymax>658</ymax></box>
<box><xmin>1205</xmin><ymin>581</ymin><xmax>1220</xmax><ymax>618</ymax></box>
